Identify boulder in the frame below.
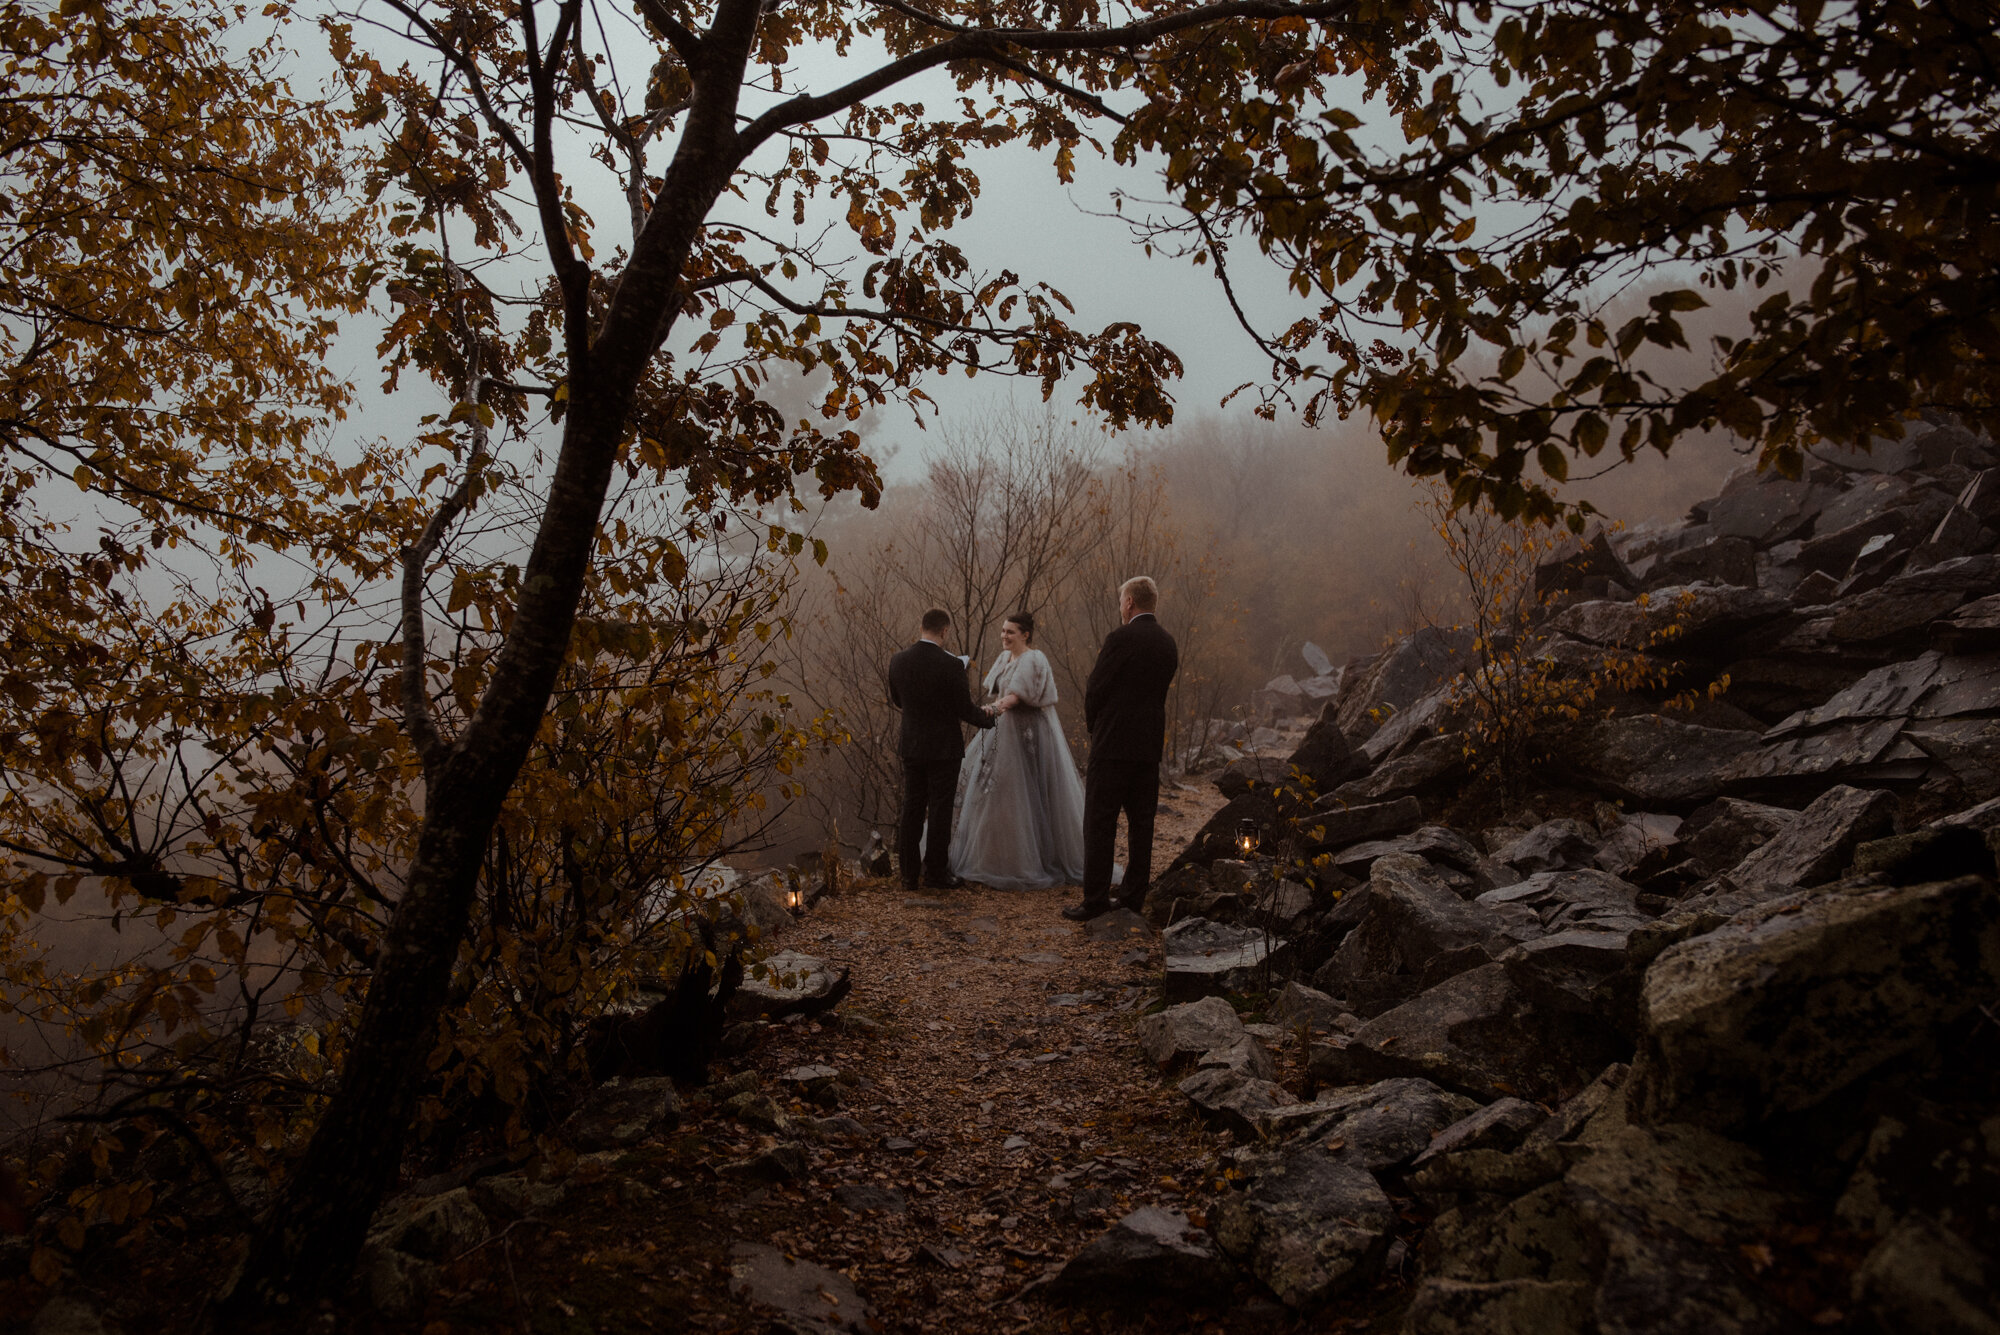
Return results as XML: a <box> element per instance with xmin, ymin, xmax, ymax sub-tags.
<box><xmin>376</xmin><ymin>1187</ymin><xmax>491</xmax><ymax>1262</ymax></box>
<box><xmin>1045</xmin><ymin>1207</ymin><xmax>1239</xmax><ymax>1306</ymax></box>
<box><xmin>1143</xmin><ymin>862</ymin><xmax>1218</xmax><ymax>926</ymax></box>
<box><xmin>1135</xmin><ymin>995</ymin><xmax>1246</xmax><ymax>1069</ymax></box>
<box><xmin>1701</xmin><ymin>477</ymin><xmax>1831</xmax><ymax>546</ymax></box>
<box><xmin>1642</xmin><ymin>535</ymin><xmax>1757</xmax><ymax>591</ymax></box>
<box><xmin>1835</xmin><ymin>1106</ymin><xmax>2000</xmax><ymax>1255</ymax></box>
<box><xmin>1211</xmin><ymin>1144</ymin><xmax>1395</xmax><ymax>1308</ymax></box>
<box><xmin>1406</xmin><ymin>1278</ymin><xmax>1595</xmax><ymax>1335</ymax></box>
<box><xmin>1329</xmin><ymin>733</ymin><xmax>1469</xmax><ymax>806</ymax></box>
<box><xmin>1495</xmin><ymin>820</ymin><xmax>1600</xmax><ymax>875</ymax></box>
<box><xmin>1214</xmin><ymin>754</ymin><xmax>1291</xmax><ymax>800</ymax></box>
<box><xmin>1195</xmin><ymin>1034</ymin><xmax>1279</xmax><ymax>1081</ymax></box>
<box><xmin>1331</xmin><ymin>825</ymin><xmax>1487</xmax><ymax>880</ymax></box>
<box><xmin>1680</xmin><ymin>798</ymin><xmax>1799</xmax><ymax>874</ymax></box>
<box><xmin>1537</xmin><ymin>527</ymin><xmax>1635</xmax><ymax>595</ymax></box>
<box><xmin>732</xmin><ymin>951</ymin><xmax>846</xmax><ymax>1020</ymax></box>
<box><xmin>1178</xmin><ymin>1067</ymin><xmax>1298</xmax><ymax>1138</ymax></box>
<box><xmin>1633</xmin><ymin>874</ymin><xmax>2000</xmax><ymax>1128</ymax></box>
<box><xmin>1552</xmin><ymin>584</ymin><xmax>1790</xmax><ymax>653</ymax></box>
<box><xmin>1934</xmin><ymin>591</ymin><xmax>2000</xmax><ymax>653</ymax></box>
<box><xmin>1335</xmin><ymin>626</ymin><xmax>1475</xmax><ymax>743</ymax></box>
<box><xmin>1359</xmin><ymin>685</ymin><xmax>1457</xmax><ymax>765</ymax></box>
<box><xmin>1311</xmin><ymin>963</ymin><xmax>1626</xmax><ymax>1103</ymax></box>
<box><xmin>1162</xmin><ymin>918</ymin><xmax>1287</xmax><ymax>1001</ymax></box>
<box><xmin>1315</xmin><ymin>855</ymin><xmax>1513</xmax><ymax>1015</ymax></box>
<box><xmin>1289</xmin><ymin>703</ymin><xmax>1372</xmax><ymax>790</ymax></box>
<box><xmin>1174</xmin><ymin>793</ymin><xmax>1281</xmax><ymax>868</ymax></box>
<box><xmin>1279</xmin><ymin>1076</ymin><xmax>1480</xmax><ymax>1173</ymax></box>
<box><xmin>1851</xmin><ymin>1215</ymin><xmax>2000</xmax><ymax>1335</ymax></box>
<box><xmin>566</xmin><ymin>1076</ymin><xmax>684</xmax><ymax>1151</ymax></box>
<box><xmin>1569</xmin><ymin>716</ymin><xmax>1764</xmax><ymax>808</ymax></box>
<box><xmin>1266</xmin><ymin>981</ymin><xmax>1348</xmax><ymax>1034</ymax></box>
<box><xmin>1592</xmin><ymin>813</ymin><xmax>1683</xmax><ymax>878</ymax></box>
<box><xmin>1300</xmin><ymin>794</ymin><xmax>1426</xmax><ymax>847</ymax></box>
<box><xmin>1723</xmin><ymin>783</ymin><xmax>1896</xmax><ymax>888</ymax></box>
<box><xmin>1474</xmin><ymin>869</ymin><xmax>1647</xmax><ymax>937</ymax></box>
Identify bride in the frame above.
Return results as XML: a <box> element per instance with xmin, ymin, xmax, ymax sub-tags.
<box><xmin>950</xmin><ymin>612</ymin><xmax>1087</xmax><ymax>889</ymax></box>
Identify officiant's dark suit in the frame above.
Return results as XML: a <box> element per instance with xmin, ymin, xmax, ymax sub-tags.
<box><xmin>1077</xmin><ymin>608</ymin><xmax>1179</xmax><ymax>916</ymax></box>
<box><xmin>888</xmin><ymin>634</ymin><xmax>995</xmax><ymax>890</ymax></box>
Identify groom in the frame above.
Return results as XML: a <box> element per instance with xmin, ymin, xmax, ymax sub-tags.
<box><xmin>887</xmin><ymin>607</ymin><xmax>995</xmax><ymax>892</ymax></box>
<box><xmin>1066</xmin><ymin>576</ymin><xmax>1179</xmax><ymax>921</ymax></box>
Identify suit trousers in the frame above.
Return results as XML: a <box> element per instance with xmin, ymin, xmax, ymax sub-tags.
<box><xmin>1082</xmin><ymin>760</ymin><xmax>1160</xmax><ymax>910</ymax></box>
<box><xmin>898</xmin><ymin>754</ymin><xmax>960</xmax><ymax>887</ymax></box>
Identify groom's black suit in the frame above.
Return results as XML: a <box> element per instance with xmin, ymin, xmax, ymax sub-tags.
<box><xmin>1081</xmin><ymin>613</ymin><xmax>1179</xmax><ymax>912</ymax></box>
<box><xmin>887</xmin><ymin>638</ymin><xmax>994</xmax><ymax>888</ymax></box>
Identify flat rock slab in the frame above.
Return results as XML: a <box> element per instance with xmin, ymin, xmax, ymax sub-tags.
<box><xmin>1411</xmin><ymin>1097</ymin><xmax>1547</xmax><ymax>1167</ymax></box>
<box><xmin>1725</xmin><ymin>783</ymin><xmax>1896</xmax><ymax>888</ymax></box>
<box><xmin>1083</xmin><ymin>907</ymin><xmax>1154</xmax><ymax>941</ymax></box>
<box><xmin>831</xmin><ymin>1185</ymin><xmax>907</xmax><ymax>1214</ymax></box>
<box><xmin>1570</xmin><ymin>716</ymin><xmax>1764</xmax><ymax>807</ymax></box>
<box><xmin>1045</xmin><ymin>1206</ymin><xmax>1238</xmax><ymax>1305</ymax></box>
<box><xmin>1212</xmin><ymin>1143</ymin><xmax>1395</xmax><ymax>1308</ymax></box>
<box><xmin>1273</xmin><ymin>1076</ymin><xmax>1480</xmax><ymax>1173</ymax></box>
<box><xmin>1178</xmin><ymin>1067</ymin><xmax>1297</xmax><ymax>1138</ymax></box>
<box><xmin>1635</xmin><ymin>874</ymin><xmax>2000</xmax><ymax>1128</ymax></box>
<box><xmin>1302</xmin><ymin>795</ymin><xmax>1427</xmax><ymax>848</ymax></box>
<box><xmin>1162</xmin><ymin>917</ymin><xmax>1286</xmax><ymax>1001</ymax></box>
<box><xmin>729</xmin><ymin>1241</ymin><xmax>873</xmax><ymax>1333</ymax></box>
<box><xmin>734</xmin><ymin>952</ymin><xmax>845</xmax><ymax>1020</ymax></box>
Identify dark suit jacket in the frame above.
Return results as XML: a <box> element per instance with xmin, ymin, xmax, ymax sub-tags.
<box><xmin>887</xmin><ymin>639</ymin><xmax>994</xmax><ymax>760</ymax></box>
<box><xmin>1083</xmin><ymin>613</ymin><xmax>1180</xmax><ymax>765</ymax></box>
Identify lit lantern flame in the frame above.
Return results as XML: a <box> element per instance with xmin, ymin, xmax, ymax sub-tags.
<box><xmin>786</xmin><ymin>885</ymin><xmax>805</xmax><ymax>914</ymax></box>
<box><xmin>1236</xmin><ymin>818</ymin><xmax>1260</xmax><ymax>857</ymax></box>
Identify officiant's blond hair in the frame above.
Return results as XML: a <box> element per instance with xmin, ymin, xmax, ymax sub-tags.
<box><xmin>1120</xmin><ymin>576</ymin><xmax>1157</xmax><ymax>612</ymax></box>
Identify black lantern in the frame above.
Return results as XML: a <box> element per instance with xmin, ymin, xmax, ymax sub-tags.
<box><xmin>785</xmin><ymin>878</ymin><xmax>806</xmax><ymax>915</ymax></box>
<box><xmin>1235</xmin><ymin>818</ymin><xmax>1261</xmax><ymax>857</ymax></box>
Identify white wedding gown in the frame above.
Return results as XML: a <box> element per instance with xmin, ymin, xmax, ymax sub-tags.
<box><xmin>950</xmin><ymin>648</ymin><xmax>1087</xmax><ymax>889</ymax></box>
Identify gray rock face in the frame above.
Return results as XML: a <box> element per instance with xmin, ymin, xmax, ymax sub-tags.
<box><xmin>1406</xmin><ymin>1277</ymin><xmax>1594</xmax><ymax>1335</ymax></box>
<box><xmin>567</xmin><ymin>1075</ymin><xmax>684</xmax><ymax>1150</ymax></box>
<box><xmin>1724</xmin><ymin>783</ymin><xmax>1896</xmax><ymax>888</ymax></box>
<box><xmin>729</xmin><ymin>1241</ymin><xmax>872</xmax><ymax>1332</ymax></box>
<box><xmin>1135</xmin><ymin>995</ymin><xmax>1246</xmax><ymax>1069</ymax></box>
<box><xmin>1045</xmin><ymin>1207</ymin><xmax>1239</xmax><ymax>1306</ymax></box>
<box><xmin>1570</xmin><ymin>716</ymin><xmax>1764</xmax><ymax>807</ymax></box>
<box><xmin>1214</xmin><ymin>754</ymin><xmax>1291</xmax><ymax>799</ymax></box>
<box><xmin>1288</xmin><ymin>703</ymin><xmax>1372</xmax><ymax>790</ymax></box>
<box><xmin>1162</xmin><ymin>917</ymin><xmax>1286</xmax><ymax>1001</ymax></box>
<box><xmin>1196</xmin><ymin>1034</ymin><xmax>1278</xmax><ymax>1081</ymax></box>
<box><xmin>1212</xmin><ymin>1144</ymin><xmax>1395</xmax><ymax>1308</ymax></box>
<box><xmin>1592</xmin><ymin>812</ymin><xmax>1683</xmax><ymax>877</ymax></box>
<box><xmin>27</xmin><ymin>1300</ymin><xmax>120</xmax><ymax>1335</ymax></box>
<box><xmin>1553</xmin><ymin>584</ymin><xmax>1791</xmax><ymax>653</ymax></box>
<box><xmin>1634</xmin><ymin>875</ymin><xmax>2000</xmax><ymax>1128</ymax></box>
<box><xmin>1316</xmin><ymin>855</ymin><xmax>1512</xmax><ymax>1015</ymax></box>
<box><xmin>1331</xmin><ymin>824</ymin><xmax>1487</xmax><ymax>880</ymax></box>
<box><xmin>1475</xmin><ymin>869</ymin><xmax>1647</xmax><ymax>938</ymax></box>
<box><xmin>1312</xmin><ymin>962</ymin><xmax>1625</xmax><ymax>1102</ymax></box>
<box><xmin>1335</xmin><ymin>626</ymin><xmax>1475</xmax><ymax>743</ymax></box>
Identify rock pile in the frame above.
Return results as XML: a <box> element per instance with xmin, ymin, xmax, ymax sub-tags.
<box><xmin>1064</xmin><ymin>422</ymin><xmax>2000</xmax><ymax>1329</ymax></box>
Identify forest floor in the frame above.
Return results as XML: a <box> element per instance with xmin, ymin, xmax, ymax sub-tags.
<box><xmin>382</xmin><ymin>778</ymin><xmax>1414</xmax><ymax>1335</ymax></box>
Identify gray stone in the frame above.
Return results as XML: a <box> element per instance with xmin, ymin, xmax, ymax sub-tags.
<box><xmin>1592</xmin><ymin>812</ymin><xmax>1683</xmax><ymax>877</ymax></box>
<box><xmin>1082</xmin><ymin>906</ymin><xmax>1154</xmax><ymax>941</ymax></box>
<box><xmin>1643</xmin><ymin>534</ymin><xmax>1757</xmax><ymax>590</ymax></box>
<box><xmin>1702</xmin><ymin>477</ymin><xmax>1831</xmax><ymax>546</ymax></box>
<box><xmin>1851</xmin><ymin>1215</ymin><xmax>2000</xmax><ymax>1335</ymax></box>
<box><xmin>1302</xmin><ymin>641</ymin><xmax>1335</xmax><ymax>677</ymax></box>
<box><xmin>1935</xmin><ymin>591</ymin><xmax>2000</xmax><ymax>652</ymax></box>
<box><xmin>722</xmin><ymin>1142</ymin><xmax>809</xmax><ymax>1182</ymax></box>
<box><xmin>729</xmin><ymin>1240</ymin><xmax>873</xmax><ymax>1333</ymax></box>
<box><xmin>360</xmin><ymin>1243</ymin><xmax>441</xmax><ymax>1318</ymax></box>
<box><xmin>1162</xmin><ymin>918</ymin><xmax>1287</xmax><ymax>1001</ymax></box>
<box><xmin>1680</xmin><ymin>798</ymin><xmax>1799</xmax><ymax>875</ymax></box>
<box><xmin>832</xmin><ymin>1184</ymin><xmax>907</xmax><ymax>1213</ymax></box>
<box><xmin>1538</xmin><ymin>526</ymin><xmax>1636</xmax><ymax>595</ymax></box>
<box><xmin>1553</xmin><ymin>584</ymin><xmax>1790</xmax><ymax>652</ymax></box>
<box><xmin>1475</xmin><ymin>868</ymin><xmax>1646</xmax><ymax>936</ymax></box>
<box><xmin>1267</xmin><ymin>981</ymin><xmax>1346</xmax><ymax>1034</ymax></box>
<box><xmin>1135</xmin><ymin>995</ymin><xmax>1246</xmax><ymax>1069</ymax></box>
<box><xmin>1634</xmin><ymin>874</ymin><xmax>2000</xmax><ymax>1128</ymax></box>
<box><xmin>1215</xmin><ymin>754</ymin><xmax>1291</xmax><ymax>800</ymax></box>
<box><xmin>1724</xmin><ymin>783</ymin><xmax>1896</xmax><ymax>888</ymax></box>
<box><xmin>1331</xmin><ymin>824</ymin><xmax>1486</xmax><ymax>880</ymax></box>
<box><xmin>1300</xmin><ymin>794</ymin><xmax>1426</xmax><ymax>846</ymax></box>
<box><xmin>1908</xmin><ymin>719</ymin><xmax>2000</xmax><ymax>800</ymax></box>
<box><xmin>1330</xmin><ymin>733</ymin><xmax>1470</xmax><ymax>806</ymax></box>
<box><xmin>376</xmin><ymin>1186</ymin><xmax>490</xmax><ymax>1262</ymax></box>
<box><xmin>1195</xmin><ymin>1034</ymin><xmax>1279</xmax><ymax>1081</ymax></box>
<box><xmin>1569</xmin><ymin>716</ymin><xmax>1763</xmax><ymax>807</ymax></box>
<box><xmin>1316</xmin><ymin>855</ymin><xmax>1512</xmax><ymax>1015</ymax></box>
<box><xmin>733</xmin><ymin>951</ymin><xmax>845</xmax><ymax>1020</ymax></box>
<box><xmin>1335</xmin><ymin>626</ymin><xmax>1475</xmax><ymax>743</ymax></box>
<box><xmin>1212</xmin><ymin>1144</ymin><xmax>1395</xmax><ymax>1308</ymax></box>
<box><xmin>1411</xmin><ymin>1097</ymin><xmax>1547</xmax><ymax>1167</ymax></box>
<box><xmin>472</xmin><ymin>1173</ymin><xmax>568</xmax><ymax>1219</ymax></box>
<box><xmin>1311</xmin><ymin>962</ymin><xmax>1625</xmax><ymax>1103</ymax></box>
<box><xmin>1359</xmin><ymin>685</ymin><xmax>1457</xmax><ymax>764</ymax></box>
<box><xmin>1045</xmin><ymin>1206</ymin><xmax>1239</xmax><ymax>1306</ymax></box>
<box><xmin>1831</xmin><ymin>554</ymin><xmax>2000</xmax><ymax>643</ymax></box>
<box><xmin>1291</xmin><ymin>1076</ymin><xmax>1480</xmax><ymax>1172</ymax></box>
<box><xmin>1289</xmin><ymin>701</ymin><xmax>1372</xmax><ymax>790</ymax></box>
<box><xmin>567</xmin><ymin>1075</ymin><xmax>684</xmax><ymax>1151</ymax></box>
<box><xmin>1835</xmin><ymin>1108</ymin><xmax>2000</xmax><ymax>1252</ymax></box>
<box><xmin>1496</xmin><ymin>820</ymin><xmax>1600</xmax><ymax>875</ymax></box>
<box><xmin>1178</xmin><ymin>1067</ymin><xmax>1298</xmax><ymax>1137</ymax></box>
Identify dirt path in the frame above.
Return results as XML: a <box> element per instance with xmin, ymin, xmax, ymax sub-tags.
<box><xmin>389</xmin><ymin>774</ymin><xmax>1410</xmax><ymax>1334</ymax></box>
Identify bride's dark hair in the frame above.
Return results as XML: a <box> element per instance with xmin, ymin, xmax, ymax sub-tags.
<box><xmin>1005</xmin><ymin>610</ymin><xmax>1035</xmax><ymax>642</ymax></box>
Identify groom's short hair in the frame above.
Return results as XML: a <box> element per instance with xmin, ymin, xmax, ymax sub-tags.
<box><xmin>1120</xmin><ymin>576</ymin><xmax>1158</xmax><ymax>612</ymax></box>
<box><xmin>921</xmin><ymin>607</ymin><xmax>952</xmax><ymax>633</ymax></box>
